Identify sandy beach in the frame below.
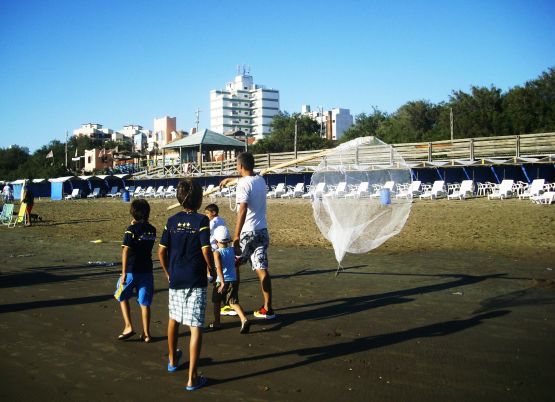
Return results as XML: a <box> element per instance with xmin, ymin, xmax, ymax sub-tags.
<box><xmin>0</xmin><ymin>197</ymin><xmax>553</xmax><ymax>401</ymax></box>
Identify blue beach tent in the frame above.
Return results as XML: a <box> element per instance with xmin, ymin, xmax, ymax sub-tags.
<box><xmin>49</xmin><ymin>176</ymin><xmax>83</xmax><ymax>200</ymax></box>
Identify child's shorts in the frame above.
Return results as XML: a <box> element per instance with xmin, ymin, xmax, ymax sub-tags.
<box><xmin>212</xmin><ymin>281</ymin><xmax>239</xmax><ymax>305</ymax></box>
<box><xmin>239</xmin><ymin>228</ymin><xmax>269</xmax><ymax>270</ymax></box>
<box><xmin>168</xmin><ymin>287</ymin><xmax>207</xmax><ymax>327</ymax></box>
<box><xmin>114</xmin><ymin>273</ymin><xmax>154</xmax><ymax>306</ymax></box>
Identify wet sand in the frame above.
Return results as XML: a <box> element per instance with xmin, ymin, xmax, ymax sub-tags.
<box><xmin>0</xmin><ymin>197</ymin><xmax>553</xmax><ymax>401</ymax></box>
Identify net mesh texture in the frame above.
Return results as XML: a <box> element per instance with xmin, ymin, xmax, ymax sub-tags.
<box><xmin>310</xmin><ymin>137</ymin><xmax>413</xmax><ymax>266</ymax></box>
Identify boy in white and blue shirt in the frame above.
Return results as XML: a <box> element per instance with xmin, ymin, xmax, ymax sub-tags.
<box><xmin>209</xmin><ymin>225</ymin><xmax>250</xmax><ymax>334</ymax></box>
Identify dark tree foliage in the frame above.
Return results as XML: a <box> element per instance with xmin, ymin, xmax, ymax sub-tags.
<box><xmin>250</xmin><ymin>112</ymin><xmax>334</xmax><ymax>153</ymax></box>
<box><xmin>340</xmin><ymin>67</ymin><xmax>555</xmax><ymax>144</ymax></box>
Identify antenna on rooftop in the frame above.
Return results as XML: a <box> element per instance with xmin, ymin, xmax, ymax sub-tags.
<box><xmin>195</xmin><ymin>108</ymin><xmax>201</xmax><ymax>132</ymax></box>
<box><xmin>237</xmin><ymin>64</ymin><xmax>241</xmax><ymax>76</ymax></box>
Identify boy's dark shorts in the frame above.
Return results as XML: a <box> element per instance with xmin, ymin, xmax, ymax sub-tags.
<box><xmin>212</xmin><ymin>281</ymin><xmax>239</xmax><ymax>305</ymax></box>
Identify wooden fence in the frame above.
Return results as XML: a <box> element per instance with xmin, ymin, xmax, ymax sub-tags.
<box><xmin>133</xmin><ymin>132</ymin><xmax>555</xmax><ymax>178</ymax></box>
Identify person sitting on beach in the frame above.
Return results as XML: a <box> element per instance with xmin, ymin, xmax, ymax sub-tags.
<box><xmin>158</xmin><ymin>178</ymin><xmax>215</xmax><ymax>391</ymax></box>
<box><xmin>204</xmin><ymin>203</ymin><xmax>237</xmax><ymax>317</ymax></box>
<box><xmin>220</xmin><ymin>151</ymin><xmax>275</xmax><ymax>320</ymax></box>
<box><xmin>208</xmin><ymin>225</ymin><xmax>250</xmax><ymax>334</ymax></box>
<box><xmin>114</xmin><ymin>199</ymin><xmax>157</xmax><ymax>343</ymax></box>
<box><xmin>2</xmin><ymin>183</ymin><xmax>12</xmax><ymax>203</ymax></box>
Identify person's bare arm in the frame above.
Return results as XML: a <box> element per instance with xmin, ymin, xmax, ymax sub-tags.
<box><xmin>121</xmin><ymin>246</ymin><xmax>130</xmax><ymax>281</ymax></box>
<box><xmin>213</xmin><ymin>251</ymin><xmax>225</xmax><ymax>293</ymax></box>
<box><xmin>233</xmin><ymin>202</ymin><xmax>247</xmax><ymax>249</ymax></box>
<box><xmin>202</xmin><ymin>246</ymin><xmax>215</xmax><ymax>281</ymax></box>
<box><xmin>158</xmin><ymin>246</ymin><xmax>170</xmax><ymax>282</ymax></box>
<box><xmin>219</xmin><ymin>177</ymin><xmax>238</xmax><ymax>188</ymax></box>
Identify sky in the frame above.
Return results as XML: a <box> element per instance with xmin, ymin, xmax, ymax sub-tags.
<box><xmin>0</xmin><ymin>0</ymin><xmax>554</xmax><ymax>151</ymax></box>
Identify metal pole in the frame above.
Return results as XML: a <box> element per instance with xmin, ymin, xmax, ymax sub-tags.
<box><xmin>294</xmin><ymin>118</ymin><xmax>298</xmax><ymax>159</ymax></box>
<box><xmin>450</xmin><ymin>108</ymin><xmax>454</xmax><ymax>141</ymax></box>
<box><xmin>65</xmin><ymin>130</ymin><xmax>68</xmax><ymax>168</ymax></box>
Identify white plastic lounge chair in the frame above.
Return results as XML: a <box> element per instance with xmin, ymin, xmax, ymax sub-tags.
<box><xmin>531</xmin><ymin>191</ymin><xmax>555</xmax><ymax>205</ymax></box>
<box><xmin>130</xmin><ymin>186</ymin><xmax>142</xmax><ymax>197</ymax></box>
<box><xmin>324</xmin><ymin>182</ymin><xmax>347</xmax><ymax>198</ymax></box>
<box><xmin>345</xmin><ymin>182</ymin><xmax>370</xmax><ymax>199</ymax></box>
<box><xmin>151</xmin><ymin>186</ymin><xmax>165</xmax><ymax>198</ymax></box>
<box><xmin>370</xmin><ymin>181</ymin><xmax>395</xmax><ymax>198</ymax></box>
<box><xmin>419</xmin><ymin>181</ymin><xmax>446</xmax><ymax>200</ymax></box>
<box><xmin>281</xmin><ymin>183</ymin><xmax>305</xmax><ymax>198</ymax></box>
<box><xmin>163</xmin><ymin>185</ymin><xmax>176</xmax><ymax>198</ymax></box>
<box><xmin>518</xmin><ymin>179</ymin><xmax>545</xmax><ymax>200</ymax></box>
<box><xmin>141</xmin><ymin>186</ymin><xmax>155</xmax><ymax>198</ymax></box>
<box><xmin>0</xmin><ymin>203</ymin><xmax>14</xmax><ymax>225</ymax></box>
<box><xmin>64</xmin><ymin>188</ymin><xmax>81</xmax><ymax>200</ymax></box>
<box><xmin>267</xmin><ymin>183</ymin><xmax>286</xmax><ymax>198</ymax></box>
<box><xmin>396</xmin><ymin>181</ymin><xmax>422</xmax><ymax>199</ymax></box>
<box><xmin>488</xmin><ymin>180</ymin><xmax>514</xmax><ymax>200</ymax></box>
<box><xmin>87</xmin><ymin>188</ymin><xmax>101</xmax><ymax>198</ymax></box>
<box><xmin>447</xmin><ymin>180</ymin><xmax>474</xmax><ymax>200</ymax></box>
<box><xmin>302</xmin><ymin>182</ymin><xmax>326</xmax><ymax>199</ymax></box>
<box><xmin>106</xmin><ymin>186</ymin><xmax>119</xmax><ymax>197</ymax></box>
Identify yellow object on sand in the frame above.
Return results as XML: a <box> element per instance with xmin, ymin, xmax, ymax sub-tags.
<box><xmin>90</xmin><ymin>239</ymin><xmax>104</xmax><ymax>244</ymax></box>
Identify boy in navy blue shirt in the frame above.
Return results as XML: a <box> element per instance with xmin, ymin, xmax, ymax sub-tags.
<box><xmin>158</xmin><ymin>178</ymin><xmax>219</xmax><ymax>391</ymax></box>
<box><xmin>114</xmin><ymin>199</ymin><xmax>157</xmax><ymax>342</ymax></box>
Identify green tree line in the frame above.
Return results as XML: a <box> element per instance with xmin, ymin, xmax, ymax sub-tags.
<box><xmin>0</xmin><ymin>136</ymin><xmax>119</xmax><ymax>181</ymax></box>
<box><xmin>340</xmin><ymin>67</ymin><xmax>555</xmax><ymax>144</ymax></box>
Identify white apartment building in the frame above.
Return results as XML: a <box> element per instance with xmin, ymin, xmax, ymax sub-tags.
<box><xmin>301</xmin><ymin>105</ymin><xmax>353</xmax><ymax>141</ymax></box>
<box><xmin>210</xmin><ymin>69</ymin><xmax>280</xmax><ymax>139</ymax></box>
<box><xmin>73</xmin><ymin>123</ymin><xmax>113</xmax><ymax>140</ymax></box>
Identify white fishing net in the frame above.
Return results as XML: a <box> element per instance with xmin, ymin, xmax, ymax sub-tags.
<box><xmin>310</xmin><ymin>137</ymin><xmax>412</xmax><ymax>268</ymax></box>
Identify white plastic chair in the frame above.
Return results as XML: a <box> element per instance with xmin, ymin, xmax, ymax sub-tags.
<box><xmin>281</xmin><ymin>183</ymin><xmax>305</xmax><ymax>198</ymax></box>
<box><xmin>370</xmin><ymin>181</ymin><xmax>395</xmax><ymax>198</ymax></box>
<box><xmin>488</xmin><ymin>180</ymin><xmax>514</xmax><ymax>200</ymax></box>
<box><xmin>302</xmin><ymin>182</ymin><xmax>326</xmax><ymax>199</ymax></box>
<box><xmin>419</xmin><ymin>181</ymin><xmax>446</xmax><ymax>200</ymax></box>
<box><xmin>324</xmin><ymin>182</ymin><xmax>347</xmax><ymax>198</ymax></box>
<box><xmin>64</xmin><ymin>188</ymin><xmax>81</xmax><ymax>200</ymax></box>
<box><xmin>267</xmin><ymin>183</ymin><xmax>286</xmax><ymax>198</ymax></box>
<box><xmin>518</xmin><ymin>179</ymin><xmax>545</xmax><ymax>200</ymax></box>
<box><xmin>396</xmin><ymin>181</ymin><xmax>422</xmax><ymax>199</ymax></box>
<box><xmin>345</xmin><ymin>182</ymin><xmax>370</xmax><ymax>198</ymax></box>
<box><xmin>447</xmin><ymin>180</ymin><xmax>474</xmax><ymax>200</ymax></box>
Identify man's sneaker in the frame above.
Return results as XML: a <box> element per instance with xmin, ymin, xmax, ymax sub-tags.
<box><xmin>220</xmin><ymin>305</ymin><xmax>238</xmax><ymax>316</ymax></box>
<box><xmin>253</xmin><ymin>306</ymin><xmax>276</xmax><ymax>320</ymax></box>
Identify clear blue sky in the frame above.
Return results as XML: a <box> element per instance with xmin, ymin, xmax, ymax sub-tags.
<box><xmin>1</xmin><ymin>0</ymin><xmax>554</xmax><ymax>151</ymax></box>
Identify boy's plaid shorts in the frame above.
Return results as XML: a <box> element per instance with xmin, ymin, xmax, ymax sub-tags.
<box><xmin>168</xmin><ymin>287</ymin><xmax>207</xmax><ymax>327</ymax></box>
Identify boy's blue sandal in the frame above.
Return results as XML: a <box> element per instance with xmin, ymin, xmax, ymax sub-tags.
<box><xmin>185</xmin><ymin>376</ymin><xmax>208</xmax><ymax>391</ymax></box>
<box><xmin>167</xmin><ymin>349</ymin><xmax>182</xmax><ymax>372</ymax></box>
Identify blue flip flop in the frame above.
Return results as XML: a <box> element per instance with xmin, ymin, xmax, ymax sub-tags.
<box><xmin>167</xmin><ymin>349</ymin><xmax>182</xmax><ymax>372</ymax></box>
<box><xmin>185</xmin><ymin>376</ymin><xmax>208</xmax><ymax>391</ymax></box>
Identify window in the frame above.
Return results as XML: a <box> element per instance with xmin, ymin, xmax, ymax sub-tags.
<box><xmin>232</xmin><ymin>103</ymin><xmax>238</xmax><ymax>106</ymax></box>
<box><xmin>244</xmin><ymin>120</ymin><xmax>249</xmax><ymax>123</ymax></box>
<box><xmin>244</xmin><ymin>95</ymin><xmax>248</xmax><ymax>98</ymax></box>
<box><xmin>244</xmin><ymin>87</ymin><xmax>247</xmax><ymax>90</ymax></box>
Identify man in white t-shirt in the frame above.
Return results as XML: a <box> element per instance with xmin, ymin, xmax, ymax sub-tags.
<box><xmin>220</xmin><ymin>152</ymin><xmax>275</xmax><ymax>319</ymax></box>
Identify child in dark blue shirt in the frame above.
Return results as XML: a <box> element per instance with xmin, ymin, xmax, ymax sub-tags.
<box><xmin>158</xmin><ymin>178</ymin><xmax>219</xmax><ymax>391</ymax></box>
<box><xmin>114</xmin><ymin>199</ymin><xmax>156</xmax><ymax>342</ymax></box>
